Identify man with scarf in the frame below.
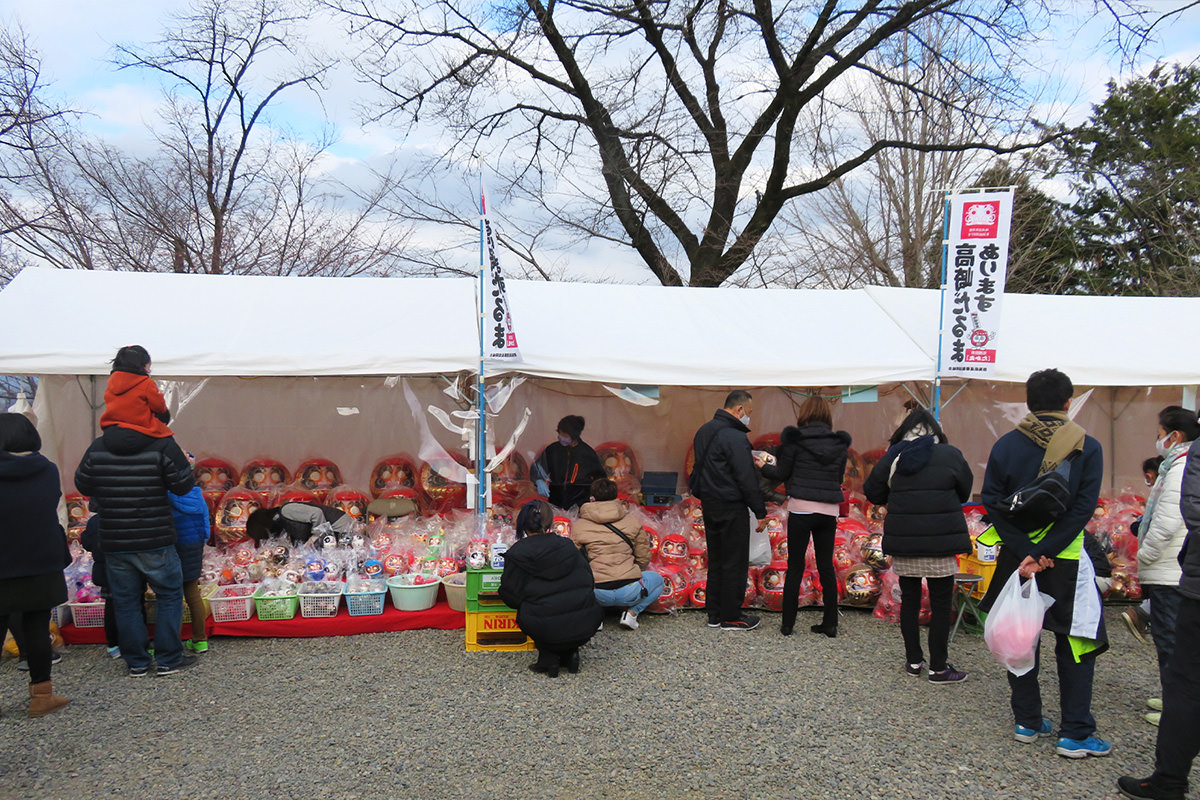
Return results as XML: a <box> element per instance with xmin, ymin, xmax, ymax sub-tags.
<box><xmin>977</xmin><ymin>369</ymin><xmax>1110</xmax><ymax>758</ymax></box>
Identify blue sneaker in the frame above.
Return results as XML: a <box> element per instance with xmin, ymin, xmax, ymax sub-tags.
<box><xmin>106</xmin><ymin>646</ymin><xmax>121</xmax><ymax>659</ymax></box>
<box><xmin>1055</xmin><ymin>736</ymin><xmax>1112</xmax><ymax>758</ymax></box>
<box><xmin>1014</xmin><ymin>719</ymin><xmax>1054</xmax><ymax>743</ymax></box>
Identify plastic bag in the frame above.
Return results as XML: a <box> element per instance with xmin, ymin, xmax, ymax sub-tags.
<box><xmin>983</xmin><ymin>571</ymin><xmax>1055</xmax><ymax>676</ymax></box>
<box><xmin>748</xmin><ymin>510</ymin><xmax>771</xmax><ymax>566</ymax></box>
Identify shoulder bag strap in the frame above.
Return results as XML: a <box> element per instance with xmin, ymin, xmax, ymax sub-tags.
<box><xmin>602</xmin><ymin>521</ymin><xmax>637</xmax><ymax>555</ymax></box>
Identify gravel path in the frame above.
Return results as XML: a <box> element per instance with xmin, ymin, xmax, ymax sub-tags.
<box><xmin>0</xmin><ymin>606</ymin><xmax>1178</xmax><ymax>800</ymax></box>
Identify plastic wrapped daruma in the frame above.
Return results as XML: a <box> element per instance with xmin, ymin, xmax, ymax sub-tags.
<box><xmin>65</xmin><ymin>493</ymin><xmax>92</xmax><ymax>540</ymax></box>
<box><xmin>843</xmin><ymin>566</ymin><xmax>882</xmax><ymax>607</ymax></box>
<box><xmin>329</xmin><ymin>485</ymin><xmax>371</xmax><ymax>524</ymax></box>
<box><xmin>658</xmin><ymin>533</ymin><xmax>689</xmax><ymax>566</ymax></box>
<box><xmin>213</xmin><ymin>488</ymin><xmax>264</xmax><ymax>549</ymax></box>
<box><xmin>646</xmin><ymin>566</ymin><xmax>689</xmax><ymax>613</ymax></box>
<box><xmin>551</xmin><ymin>516</ymin><xmax>572</xmax><ymax>538</ymax></box>
<box><xmin>194</xmin><ymin>457</ymin><xmax>238</xmax><ymax>509</ymax></box>
<box><xmin>420</xmin><ymin>454</ymin><xmax>472</xmax><ymax>512</ymax></box>
<box><xmin>759</xmin><ymin>562</ymin><xmax>787</xmax><ymax>611</ymax></box>
<box><xmin>295</xmin><ymin>458</ymin><xmax>342</xmax><ymax>503</ymax></box>
<box><xmin>490</xmin><ymin>452</ymin><xmax>530</xmax><ymax>504</ymax></box>
<box><xmin>239</xmin><ymin>458</ymin><xmax>291</xmax><ymax>498</ymax></box>
<box><xmin>267</xmin><ymin>485</ymin><xmax>319</xmax><ymax>508</ymax></box>
<box><xmin>595</xmin><ymin>441</ymin><xmax>639</xmax><ymax>480</ymax></box>
<box><xmin>688</xmin><ymin>573</ymin><xmax>707</xmax><ymax>609</ymax></box>
<box><xmin>370</xmin><ymin>454</ymin><xmax>419</xmax><ymax>499</ymax></box>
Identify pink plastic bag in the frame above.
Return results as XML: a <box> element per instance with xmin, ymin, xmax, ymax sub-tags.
<box><xmin>983</xmin><ymin>571</ymin><xmax>1055</xmax><ymax>676</ymax></box>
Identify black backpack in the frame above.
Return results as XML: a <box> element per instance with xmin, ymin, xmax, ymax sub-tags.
<box><xmin>999</xmin><ymin>452</ymin><xmax>1077</xmax><ymax>533</ymax></box>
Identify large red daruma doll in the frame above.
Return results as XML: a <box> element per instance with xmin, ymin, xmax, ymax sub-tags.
<box><xmin>239</xmin><ymin>458</ymin><xmax>291</xmax><ymax>500</ymax></box>
<box><xmin>295</xmin><ymin>458</ymin><xmax>342</xmax><ymax>503</ymax></box>
<box><xmin>194</xmin><ymin>457</ymin><xmax>238</xmax><ymax>514</ymax></box>
<box><xmin>213</xmin><ymin>487</ymin><xmax>264</xmax><ymax>549</ymax></box>
<box><xmin>420</xmin><ymin>453</ymin><xmax>472</xmax><ymax>513</ymax></box>
<box><xmin>646</xmin><ymin>565</ymin><xmax>690</xmax><ymax>613</ymax></box>
<box><xmin>370</xmin><ymin>454</ymin><xmax>420</xmax><ymax>499</ymax></box>
<box><xmin>329</xmin><ymin>485</ymin><xmax>371</xmax><ymax>524</ymax></box>
<box><xmin>267</xmin><ymin>485</ymin><xmax>319</xmax><ymax>507</ymax></box>
<box><xmin>759</xmin><ymin>562</ymin><xmax>787</xmax><ymax>610</ymax></box>
<box><xmin>595</xmin><ymin>441</ymin><xmax>640</xmax><ymax>481</ymax></box>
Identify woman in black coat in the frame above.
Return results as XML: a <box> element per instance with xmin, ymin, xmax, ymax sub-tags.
<box><xmin>0</xmin><ymin>413</ymin><xmax>71</xmax><ymax>716</ymax></box>
<box><xmin>761</xmin><ymin>395</ymin><xmax>851</xmax><ymax>638</ymax></box>
<box><xmin>863</xmin><ymin>407</ymin><xmax>973</xmax><ymax>684</ymax></box>
<box><xmin>499</xmin><ymin>499</ymin><xmax>602</xmax><ymax>677</ymax></box>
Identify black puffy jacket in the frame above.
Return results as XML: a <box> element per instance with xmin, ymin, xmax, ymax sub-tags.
<box><xmin>689</xmin><ymin>410</ymin><xmax>766</xmax><ymax>517</ymax></box>
<box><xmin>761</xmin><ymin>423</ymin><xmax>850</xmax><ymax>505</ymax></box>
<box><xmin>498</xmin><ymin>533</ymin><xmax>602</xmax><ymax>649</ymax></box>
<box><xmin>74</xmin><ymin>427</ymin><xmax>195</xmax><ymax>553</ymax></box>
<box><xmin>863</xmin><ymin>436</ymin><xmax>973</xmax><ymax>558</ymax></box>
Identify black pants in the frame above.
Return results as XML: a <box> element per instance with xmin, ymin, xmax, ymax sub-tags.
<box><xmin>781</xmin><ymin>512</ymin><xmax>838</xmax><ymax>629</ymax></box>
<box><xmin>700</xmin><ymin>500</ymin><xmax>751</xmax><ymax>623</ymax></box>
<box><xmin>1008</xmin><ymin>630</ymin><xmax>1097</xmax><ymax>741</ymax></box>
<box><xmin>1149</xmin><ymin>595</ymin><xmax>1200</xmax><ymax>793</ymax></box>
<box><xmin>0</xmin><ymin>609</ymin><xmax>54</xmax><ymax>683</ymax></box>
<box><xmin>899</xmin><ymin>575</ymin><xmax>955</xmax><ymax>671</ymax></box>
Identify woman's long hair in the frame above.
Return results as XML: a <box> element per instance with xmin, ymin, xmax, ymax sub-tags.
<box><xmin>795</xmin><ymin>395</ymin><xmax>832</xmax><ymax>427</ymax></box>
<box><xmin>888</xmin><ymin>407</ymin><xmax>949</xmax><ymax>447</ymax></box>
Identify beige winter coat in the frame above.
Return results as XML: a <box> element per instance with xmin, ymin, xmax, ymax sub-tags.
<box><xmin>572</xmin><ymin>500</ymin><xmax>649</xmax><ymax>585</ymax></box>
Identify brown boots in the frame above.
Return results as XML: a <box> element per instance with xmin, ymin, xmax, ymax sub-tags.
<box><xmin>27</xmin><ymin>681</ymin><xmax>68</xmax><ymax>718</ymax></box>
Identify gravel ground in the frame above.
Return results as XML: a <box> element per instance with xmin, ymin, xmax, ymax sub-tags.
<box><xmin>0</xmin><ymin>605</ymin><xmax>1181</xmax><ymax>800</ymax></box>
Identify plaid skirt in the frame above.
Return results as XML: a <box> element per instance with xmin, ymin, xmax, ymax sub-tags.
<box><xmin>891</xmin><ymin>555</ymin><xmax>958</xmax><ymax>579</ymax></box>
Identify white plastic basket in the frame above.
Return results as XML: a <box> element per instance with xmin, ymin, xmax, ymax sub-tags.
<box><xmin>298</xmin><ymin>581</ymin><xmax>344</xmax><ymax>618</ymax></box>
<box><xmin>209</xmin><ymin>584</ymin><xmax>258</xmax><ymax>623</ymax></box>
<box><xmin>68</xmin><ymin>601</ymin><xmax>105</xmax><ymax>628</ymax></box>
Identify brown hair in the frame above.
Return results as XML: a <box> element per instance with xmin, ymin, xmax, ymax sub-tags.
<box><xmin>796</xmin><ymin>395</ymin><xmax>832</xmax><ymax>427</ymax></box>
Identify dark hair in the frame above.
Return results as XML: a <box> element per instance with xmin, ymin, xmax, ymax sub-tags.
<box><xmin>796</xmin><ymin>395</ymin><xmax>832</xmax><ymax>427</ymax></box>
<box><xmin>515</xmin><ymin>499</ymin><xmax>552</xmax><ymax>539</ymax></box>
<box><xmin>589</xmin><ymin>477</ymin><xmax>619</xmax><ymax>502</ymax></box>
<box><xmin>724</xmin><ymin>390</ymin><xmax>752</xmax><ymax>410</ymax></box>
<box><xmin>1025</xmin><ymin>368</ymin><xmax>1073</xmax><ymax>413</ymax></box>
<box><xmin>889</xmin><ymin>407</ymin><xmax>949</xmax><ymax>446</ymax></box>
<box><xmin>111</xmin><ymin>345</ymin><xmax>152</xmax><ymax>375</ymax></box>
<box><xmin>1159</xmin><ymin>406</ymin><xmax>1200</xmax><ymax>441</ymax></box>
<box><xmin>245</xmin><ymin>508</ymin><xmax>276</xmax><ymax>545</ymax></box>
<box><xmin>556</xmin><ymin>415</ymin><xmax>585</xmax><ymax>440</ymax></box>
<box><xmin>1143</xmin><ymin>456</ymin><xmax>1163</xmax><ymax>474</ymax></box>
<box><xmin>0</xmin><ymin>413</ymin><xmax>41</xmax><ymax>452</ymax></box>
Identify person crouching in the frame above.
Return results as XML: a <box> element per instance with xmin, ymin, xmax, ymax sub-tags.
<box><xmin>499</xmin><ymin>500</ymin><xmax>602</xmax><ymax>677</ymax></box>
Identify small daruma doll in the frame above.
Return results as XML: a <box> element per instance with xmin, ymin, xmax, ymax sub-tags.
<box><xmin>214</xmin><ymin>488</ymin><xmax>264</xmax><ymax>549</ymax></box>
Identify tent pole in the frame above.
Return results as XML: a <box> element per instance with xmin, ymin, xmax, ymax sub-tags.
<box><xmin>932</xmin><ymin>191</ymin><xmax>952</xmax><ymax>420</ymax></box>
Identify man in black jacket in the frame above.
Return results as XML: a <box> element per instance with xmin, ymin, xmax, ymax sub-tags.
<box><xmin>689</xmin><ymin>390</ymin><xmax>767</xmax><ymax>631</ymax></box>
<box><xmin>1118</xmin><ymin>433</ymin><xmax>1200</xmax><ymax>800</ymax></box>
<box><xmin>75</xmin><ymin>426</ymin><xmax>195</xmax><ymax>677</ymax></box>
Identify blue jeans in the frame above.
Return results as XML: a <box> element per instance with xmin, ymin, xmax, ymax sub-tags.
<box><xmin>594</xmin><ymin>571</ymin><xmax>665</xmax><ymax>616</ymax></box>
<box><xmin>107</xmin><ymin>547</ymin><xmax>184</xmax><ymax>670</ymax></box>
<box><xmin>1008</xmin><ymin>631</ymin><xmax>1097</xmax><ymax>740</ymax></box>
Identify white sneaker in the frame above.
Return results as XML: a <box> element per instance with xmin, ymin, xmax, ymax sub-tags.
<box><xmin>619</xmin><ymin>611</ymin><xmax>639</xmax><ymax>630</ymax></box>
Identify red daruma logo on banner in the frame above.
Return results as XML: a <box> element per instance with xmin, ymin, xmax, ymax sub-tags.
<box><xmin>961</xmin><ymin>200</ymin><xmax>1000</xmax><ymax>239</ymax></box>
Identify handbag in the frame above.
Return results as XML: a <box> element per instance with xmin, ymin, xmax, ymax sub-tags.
<box><xmin>999</xmin><ymin>452</ymin><xmax>1077</xmax><ymax>532</ymax></box>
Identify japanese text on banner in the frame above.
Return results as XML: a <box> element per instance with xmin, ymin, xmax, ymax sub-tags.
<box><xmin>939</xmin><ymin>190</ymin><xmax>1013</xmax><ymax>378</ymax></box>
<box><xmin>481</xmin><ymin>186</ymin><xmax>521</xmax><ymax>361</ymax></box>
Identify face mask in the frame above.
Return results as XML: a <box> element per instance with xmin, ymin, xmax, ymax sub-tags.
<box><xmin>1155</xmin><ymin>433</ymin><xmax>1175</xmax><ymax>458</ymax></box>
<box><xmin>739</xmin><ymin>414</ymin><xmax>751</xmax><ymax>427</ymax></box>
<box><xmin>558</xmin><ymin>434</ymin><xmax>573</xmax><ymax>447</ymax></box>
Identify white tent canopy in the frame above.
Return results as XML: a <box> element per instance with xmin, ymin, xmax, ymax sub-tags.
<box><xmin>1</xmin><ymin>267</ymin><xmax>1198</xmax><ymax>387</ymax></box>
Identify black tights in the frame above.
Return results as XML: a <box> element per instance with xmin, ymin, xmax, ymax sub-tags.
<box><xmin>898</xmin><ymin>575</ymin><xmax>955</xmax><ymax>671</ymax></box>
<box><xmin>0</xmin><ymin>609</ymin><xmax>54</xmax><ymax>683</ymax></box>
<box><xmin>782</xmin><ymin>512</ymin><xmax>838</xmax><ymax>629</ymax></box>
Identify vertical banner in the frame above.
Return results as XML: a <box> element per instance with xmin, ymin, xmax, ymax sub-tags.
<box><xmin>480</xmin><ymin>182</ymin><xmax>521</xmax><ymax>361</ymax></box>
<box><xmin>938</xmin><ymin>189</ymin><xmax>1014</xmax><ymax>378</ymax></box>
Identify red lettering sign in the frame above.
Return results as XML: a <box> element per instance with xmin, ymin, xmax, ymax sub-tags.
<box><xmin>961</xmin><ymin>201</ymin><xmax>1000</xmax><ymax>239</ymax></box>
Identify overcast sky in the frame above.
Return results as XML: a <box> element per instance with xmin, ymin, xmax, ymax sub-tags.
<box><xmin>3</xmin><ymin>0</ymin><xmax>1198</xmax><ymax>283</ymax></box>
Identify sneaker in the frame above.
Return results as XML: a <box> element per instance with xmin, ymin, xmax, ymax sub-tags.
<box><xmin>904</xmin><ymin>661</ymin><xmax>925</xmax><ymax>677</ymax></box>
<box><xmin>128</xmin><ymin>666</ymin><xmax>149</xmax><ymax>678</ymax></box>
<box><xmin>1145</xmin><ymin>712</ymin><xmax>1161</xmax><ymax>726</ymax></box>
<box><xmin>928</xmin><ymin>664</ymin><xmax>968</xmax><ymax>684</ymax></box>
<box><xmin>17</xmin><ymin>653</ymin><xmax>61</xmax><ymax>671</ymax></box>
<box><xmin>1122</xmin><ymin>608</ymin><xmax>1150</xmax><ymax>645</ymax></box>
<box><xmin>1117</xmin><ymin>775</ymin><xmax>1186</xmax><ymax>800</ymax></box>
<box><xmin>184</xmin><ymin>640</ymin><xmax>209</xmax><ymax>654</ymax></box>
<box><xmin>1014</xmin><ymin>719</ymin><xmax>1054</xmax><ymax>743</ymax></box>
<box><xmin>1147</xmin><ymin>697</ymin><xmax>1163</xmax><ymax>711</ymax></box>
<box><xmin>106</xmin><ymin>646</ymin><xmax>121</xmax><ymax>659</ymax></box>
<box><xmin>1055</xmin><ymin>735</ymin><xmax>1112</xmax><ymax>758</ymax></box>
<box><xmin>596</xmin><ymin>621</ymin><xmax>604</xmax><ymax>632</ymax></box>
<box><xmin>619</xmin><ymin>611</ymin><xmax>639</xmax><ymax>631</ymax></box>
<box><xmin>156</xmin><ymin>654</ymin><xmax>198</xmax><ymax>676</ymax></box>
<box><xmin>720</xmin><ymin>614</ymin><xmax>761</xmax><ymax>631</ymax></box>
<box><xmin>706</xmin><ymin>615</ymin><xmax>721</xmax><ymax>628</ymax></box>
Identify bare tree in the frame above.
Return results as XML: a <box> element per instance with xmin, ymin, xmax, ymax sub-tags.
<box><xmin>329</xmin><ymin>0</ymin><xmax>1073</xmax><ymax>287</ymax></box>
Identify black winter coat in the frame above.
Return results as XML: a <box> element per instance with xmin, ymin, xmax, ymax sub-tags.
<box><xmin>0</xmin><ymin>451</ymin><xmax>71</xmax><ymax>581</ymax></box>
<box><xmin>530</xmin><ymin>440</ymin><xmax>605</xmax><ymax>510</ymax></box>
<box><xmin>74</xmin><ymin>427</ymin><xmax>195</xmax><ymax>553</ymax></box>
<box><xmin>689</xmin><ymin>410</ymin><xmax>766</xmax><ymax>517</ymax></box>
<box><xmin>863</xmin><ymin>436</ymin><xmax>972</xmax><ymax>558</ymax></box>
<box><xmin>761</xmin><ymin>423</ymin><xmax>850</xmax><ymax>505</ymax></box>
<box><xmin>498</xmin><ymin>533</ymin><xmax>602</xmax><ymax>649</ymax></box>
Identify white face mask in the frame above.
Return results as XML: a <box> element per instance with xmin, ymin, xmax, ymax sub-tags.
<box><xmin>1155</xmin><ymin>433</ymin><xmax>1176</xmax><ymax>458</ymax></box>
<box><xmin>739</xmin><ymin>413</ymin><xmax>751</xmax><ymax>427</ymax></box>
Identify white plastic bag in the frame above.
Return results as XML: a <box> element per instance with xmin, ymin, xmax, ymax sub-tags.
<box><xmin>983</xmin><ymin>570</ymin><xmax>1055</xmax><ymax>676</ymax></box>
<box><xmin>748</xmin><ymin>510</ymin><xmax>771</xmax><ymax>566</ymax></box>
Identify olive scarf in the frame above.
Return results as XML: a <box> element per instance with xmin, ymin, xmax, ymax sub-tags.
<box><xmin>1015</xmin><ymin>411</ymin><xmax>1086</xmax><ymax>475</ymax></box>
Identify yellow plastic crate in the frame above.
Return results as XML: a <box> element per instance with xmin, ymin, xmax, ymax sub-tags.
<box><xmin>465</xmin><ymin>609</ymin><xmax>534</xmax><ymax>652</ymax></box>
<box><xmin>956</xmin><ymin>554</ymin><xmax>998</xmax><ymax>599</ymax></box>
